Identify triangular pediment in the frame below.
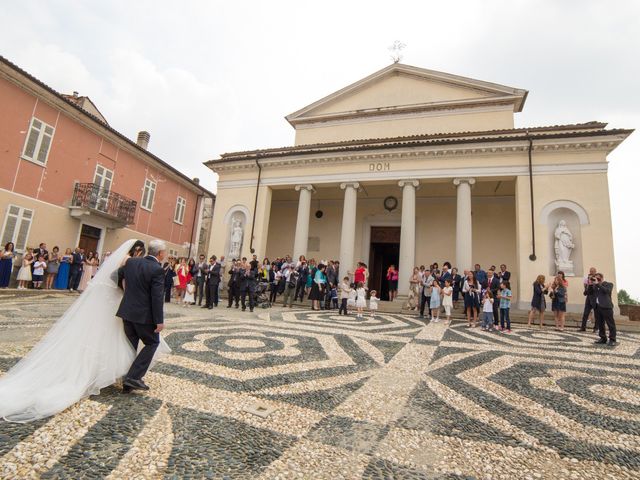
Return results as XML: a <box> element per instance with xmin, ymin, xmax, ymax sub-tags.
<box><xmin>286</xmin><ymin>63</ymin><xmax>528</xmax><ymax>126</ymax></box>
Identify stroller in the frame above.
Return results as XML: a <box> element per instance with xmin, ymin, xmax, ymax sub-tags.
<box><xmin>254</xmin><ymin>282</ymin><xmax>271</xmax><ymax>309</ymax></box>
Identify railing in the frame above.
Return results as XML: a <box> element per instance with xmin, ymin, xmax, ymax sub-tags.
<box><xmin>71</xmin><ymin>183</ymin><xmax>137</xmax><ymax>225</ymax></box>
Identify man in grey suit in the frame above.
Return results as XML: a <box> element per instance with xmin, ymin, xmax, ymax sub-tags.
<box><xmin>588</xmin><ymin>273</ymin><xmax>617</xmax><ymax>346</ymax></box>
<box><xmin>204</xmin><ymin>255</ymin><xmax>221</xmax><ymax>308</ymax></box>
<box><xmin>116</xmin><ymin>239</ymin><xmax>167</xmax><ymax>391</ymax></box>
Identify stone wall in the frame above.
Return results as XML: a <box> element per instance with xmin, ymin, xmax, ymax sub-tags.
<box><xmin>619</xmin><ymin>304</ymin><xmax>640</xmax><ymax>321</ymax></box>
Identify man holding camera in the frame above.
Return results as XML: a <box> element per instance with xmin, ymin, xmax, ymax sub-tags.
<box><xmin>580</xmin><ymin>267</ymin><xmax>598</xmax><ymax>332</ymax></box>
<box><xmin>588</xmin><ymin>273</ymin><xmax>617</xmax><ymax>346</ymax></box>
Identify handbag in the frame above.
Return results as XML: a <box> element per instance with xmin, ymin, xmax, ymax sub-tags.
<box><xmin>172</xmin><ymin>275</ymin><xmax>180</xmax><ymax>287</ymax></box>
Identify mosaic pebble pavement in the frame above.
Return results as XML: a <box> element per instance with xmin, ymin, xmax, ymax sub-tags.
<box><xmin>1</xmin><ymin>294</ymin><xmax>639</xmax><ymax>479</ymax></box>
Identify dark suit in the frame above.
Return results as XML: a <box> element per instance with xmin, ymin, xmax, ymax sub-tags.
<box><xmin>205</xmin><ymin>262</ymin><xmax>221</xmax><ymax>307</ymax></box>
<box><xmin>116</xmin><ymin>255</ymin><xmax>165</xmax><ymax>381</ymax></box>
<box><xmin>581</xmin><ymin>283</ymin><xmax>597</xmax><ymax>330</ymax></box>
<box><xmin>238</xmin><ymin>268</ymin><xmax>253</xmax><ymax>311</ymax></box>
<box><xmin>195</xmin><ymin>261</ymin><xmax>208</xmax><ymax>305</ymax></box>
<box><xmin>295</xmin><ymin>265</ymin><xmax>309</xmax><ymax>301</ymax></box>
<box><xmin>498</xmin><ymin>270</ymin><xmax>511</xmax><ymax>282</ymax></box>
<box><xmin>487</xmin><ymin>275</ymin><xmax>501</xmax><ymax>324</ymax></box>
<box><xmin>69</xmin><ymin>252</ymin><xmax>85</xmax><ymax>291</ymax></box>
<box><xmin>589</xmin><ymin>281</ymin><xmax>616</xmax><ymax>342</ymax></box>
<box><xmin>227</xmin><ymin>267</ymin><xmax>241</xmax><ymax>307</ymax></box>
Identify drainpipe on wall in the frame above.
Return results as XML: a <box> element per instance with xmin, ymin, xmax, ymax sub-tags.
<box><xmin>527</xmin><ymin>132</ymin><xmax>537</xmax><ymax>261</ymax></box>
<box><xmin>187</xmin><ymin>193</ymin><xmax>203</xmax><ymax>259</ymax></box>
<box><xmin>249</xmin><ymin>157</ymin><xmax>262</xmax><ymax>254</ymax></box>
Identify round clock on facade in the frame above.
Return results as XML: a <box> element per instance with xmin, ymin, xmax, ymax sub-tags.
<box><xmin>383</xmin><ymin>196</ymin><xmax>398</xmax><ymax>212</ymax></box>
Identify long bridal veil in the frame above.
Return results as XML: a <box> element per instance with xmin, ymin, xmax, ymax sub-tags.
<box><xmin>0</xmin><ymin>239</ymin><xmax>170</xmax><ymax>423</ymax></box>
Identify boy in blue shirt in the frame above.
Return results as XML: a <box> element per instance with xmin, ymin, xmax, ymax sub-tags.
<box><xmin>499</xmin><ymin>281</ymin><xmax>512</xmax><ymax>333</ymax></box>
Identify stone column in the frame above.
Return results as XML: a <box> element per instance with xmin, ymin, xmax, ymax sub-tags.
<box><xmin>339</xmin><ymin>182</ymin><xmax>359</xmax><ymax>277</ymax></box>
<box><xmin>453</xmin><ymin>178</ymin><xmax>476</xmax><ymax>272</ymax></box>
<box><xmin>398</xmin><ymin>180</ymin><xmax>419</xmax><ymax>297</ymax></box>
<box><xmin>292</xmin><ymin>184</ymin><xmax>314</xmax><ymax>260</ymax></box>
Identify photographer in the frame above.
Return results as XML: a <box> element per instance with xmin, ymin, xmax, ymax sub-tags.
<box><xmin>580</xmin><ymin>267</ymin><xmax>598</xmax><ymax>332</ymax></box>
<box><xmin>589</xmin><ymin>273</ymin><xmax>617</xmax><ymax>346</ymax></box>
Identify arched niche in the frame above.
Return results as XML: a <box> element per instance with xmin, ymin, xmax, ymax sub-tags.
<box><xmin>540</xmin><ymin>200</ymin><xmax>589</xmax><ymax>277</ymax></box>
<box><xmin>223</xmin><ymin>204</ymin><xmax>250</xmax><ymax>260</ymax></box>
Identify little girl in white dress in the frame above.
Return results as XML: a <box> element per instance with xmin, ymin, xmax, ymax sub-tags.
<box><xmin>368</xmin><ymin>290</ymin><xmax>379</xmax><ymax>318</ymax></box>
<box><xmin>355</xmin><ymin>282</ymin><xmax>367</xmax><ymax>319</ymax></box>
<box><xmin>183</xmin><ymin>279</ymin><xmax>195</xmax><ymax>307</ymax></box>
<box><xmin>17</xmin><ymin>252</ymin><xmax>34</xmax><ymax>289</ymax></box>
<box><xmin>347</xmin><ymin>285</ymin><xmax>357</xmax><ymax>312</ymax></box>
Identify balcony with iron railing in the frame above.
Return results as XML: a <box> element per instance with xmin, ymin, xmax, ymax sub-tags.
<box><xmin>69</xmin><ymin>183</ymin><xmax>137</xmax><ymax>227</ymax></box>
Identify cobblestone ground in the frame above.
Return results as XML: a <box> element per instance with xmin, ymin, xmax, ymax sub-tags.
<box><xmin>1</xmin><ymin>293</ymin><xmax>639</xmax><ymax>479</ymax></box>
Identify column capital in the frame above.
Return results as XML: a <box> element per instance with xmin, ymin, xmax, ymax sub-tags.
<box><xmin>398</xmin><ymin>179</ymin><xmax>420</xmax><ymax>188</ymax></box>
<box><xmin>453</xmin><ymin>177</ymin><xmax>476</xmax><ymax>187</ymax></box>
<box><xmin>294</xmin><ymin>184</ymin><xmax>314</xmax><ymax>192</ymax></box>
<box><xmin>340</xmin><ymin>182</ymin><xmax>360</xmax><ymax>190</ymax></box>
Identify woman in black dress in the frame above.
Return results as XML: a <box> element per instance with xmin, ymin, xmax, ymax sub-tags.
<box><xmin>308</xmin><ymin>264</ymin><xmax>327</xmax><ymax>310</ymax></box>
<box><xmin>451</xmin><ymin>267</ymin><xmax>462</xmax><ymax>309</ymax></box>
<box><xmin>462</xmin><ymin>271</ymin><xmax>480</xmax><ymax>327</ymax></box>
<box><xmin>528</xmin><ymin>275</ymin><xmax>548</xmax><ymax>328</ymax></box>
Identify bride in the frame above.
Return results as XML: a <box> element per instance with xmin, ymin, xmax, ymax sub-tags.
<box><xmin>0</xmin><ymin>239</ymin><xmax>171</xmax><ymax>423</ymax></box>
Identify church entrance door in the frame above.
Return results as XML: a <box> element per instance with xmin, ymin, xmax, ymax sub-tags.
<box><xmin>368</xmin><ymin>226</ymin><xmax>400</xmax><ymax>301</ymax></box>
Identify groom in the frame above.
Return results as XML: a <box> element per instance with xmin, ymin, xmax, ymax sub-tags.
<box><xmin>116</xmin><ymin>239</ymin><xmax>167</xmax><ymax>392</ymax></box>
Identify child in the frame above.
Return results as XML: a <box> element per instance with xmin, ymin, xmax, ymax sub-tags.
<box><xmin>481</xmin><ymin>291</ymin><xmax>494</xmax><ymax>331</ymax></box>
<box><xmin>17</xmin><ymin>251</ymin><xmax>34</xmax><ymax>289</ymax></box>
<box><xmin>355</xmin><ymin>282</ymin><xmax>367</xmax><ymax>319</ymax></box>
<box><xmin>368</xmin><ymin>290</ymin><xmax>379</xmax><ymax>318</ymax></box>
<box><xmin>347</xmin><ymin>282</ymin><xmax>357</xmax><ymax>313</ymax></box>
<box><xmin>442</xmin><ymin>279</ymin><xmax>453</xmax><ymax>323</ymax></box>
<box><xmin>32</xmin><ymin>254</ymin><xmax>47</xmax><ymax>289</ymax></box>
<box><xmin>183</xmin><ymin>278</ymin><xmax>195</xmax><ymax>307</ymax></box>
<box><xmin>339</xmin><ymin>277</ymin><xmax>351</xmax><ymax>315</ymax></box>
<box><xmin>430</xmin><ymin>279</ymin><xmax>441</xmax><ymax>322</ymax></box>
<box><xmin>330</xmin><ymin>285</ymin><xmax>338</xmax><ymax>309</ymax></box>
<box><xmin>499</xmin><ymin>281</ymin><xmax>512</xmax><ymax>333</ymax></box>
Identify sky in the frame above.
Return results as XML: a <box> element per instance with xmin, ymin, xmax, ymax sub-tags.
<box><xmin>2</xmin><ymin>0</ymin><xmax>639</xmax><ymax>297</ymax></box>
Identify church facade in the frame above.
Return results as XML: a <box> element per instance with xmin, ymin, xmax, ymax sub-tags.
<box><xmin>205</xmin><ymin>64</ymin><xmax>631</xmax><ymax>312</ymax></box>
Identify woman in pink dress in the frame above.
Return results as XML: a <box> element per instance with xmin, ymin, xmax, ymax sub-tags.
<box><xmin>386</xmin><ymin>265</ymin><xmax>399</xmax><ymax>301</ymax></box>
<box><xmin>78</xmin><ymin>252</ymin><xmax>96</xmax><ymax>291</ymax></box>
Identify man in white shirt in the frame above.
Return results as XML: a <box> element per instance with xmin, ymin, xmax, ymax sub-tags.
<box><xmin>420</xmin><ymin>269</ymin><xmax>434</xmax><ymax>319</ymax></box>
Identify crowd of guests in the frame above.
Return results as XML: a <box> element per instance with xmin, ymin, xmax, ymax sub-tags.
<box><xmin>1</xmin><ymin>240</ymin><xmax>617</xmax><ymax>343</ymax></box>
<box><xmin>405</xmin><ymin>262</ymin><xmax>513</xmax><ymax>331</ymax></box>
<box><xmin>0</xmin><ymin>242</ymin><xmax>106</xmax><ymax>291</ymax></box>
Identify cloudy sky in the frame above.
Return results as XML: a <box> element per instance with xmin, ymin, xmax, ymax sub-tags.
<box><xmin>2</xmin><ymin>1</ymin><xmax>639</xmax><ymax>297</ymax></box>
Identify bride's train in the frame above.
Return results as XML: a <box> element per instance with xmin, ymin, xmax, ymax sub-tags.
<box><xmin>0</xmin><ymin>239</ymin><xmax>170</xmax><ymax>423</ymax></box>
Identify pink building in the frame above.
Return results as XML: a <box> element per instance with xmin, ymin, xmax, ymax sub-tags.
<box><xmin>0</xmin><ymin>56</ymin><xmax>214</xmax><ymax>262</ymax></box>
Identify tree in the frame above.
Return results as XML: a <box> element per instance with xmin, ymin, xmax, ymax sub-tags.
<box><xmin>618</xmin><ymin>289</ymin><xmax>639</xmax><ymax>305</ymax></box>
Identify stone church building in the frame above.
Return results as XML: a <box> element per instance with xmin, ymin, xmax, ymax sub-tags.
<box><xmin>205</xmin><ymin>63</ymin><xmax>631</xmax><ymax>311</ymax></box>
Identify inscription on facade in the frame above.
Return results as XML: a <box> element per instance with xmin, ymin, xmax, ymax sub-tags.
<box><xmin>369</xmin><ymin>162</ymin><xmax>390</xmax><ymax>172</ymax></box>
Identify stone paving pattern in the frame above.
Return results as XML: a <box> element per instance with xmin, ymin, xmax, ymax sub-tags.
<box><xmin>1</xmin><ymin>294</ymin><xmax>639</xmax><ymax>479</ymax></box>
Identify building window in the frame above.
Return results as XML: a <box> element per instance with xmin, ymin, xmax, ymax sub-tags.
<box><xmin>174</xmin><ymin>196</ymin><xmax>186</xmax><ymax>224</ymax></box>
<box><xmin>22</xmin><ymin>117</ymin><xmax>55</xmax><ymax>165</ymax></box>
<box><xmin>169</xmin><ymin>248</ymin><xmax>179</xmax><ymax>259</ymax></box>
<box><xmin>93</xmin><ymin>165</ymin><xmax>114</xmax><ymax>212</ymax></box>
<box><xmin>1</xmin><ymin>205</ymin><xmax>34</xmax><ymax>252</ymax></box>
<box><xmin>141</xmin><ymin>179</ymin><xmax>156</xmax><ymax>211</ymax></box>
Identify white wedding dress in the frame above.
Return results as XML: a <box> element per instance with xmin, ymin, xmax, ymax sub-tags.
<box><xmin>0</xmin><ymin>239</ymin><xmax>171</xmax><ymax>423</ymax></box>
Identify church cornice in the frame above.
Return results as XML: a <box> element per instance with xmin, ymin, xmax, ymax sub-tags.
<box><xmin>206</xmin><ymin>129</ymin><xmax>632</xmax><ymax>173</ymax></box>
<box><xmin>289</xmin><ymin>96</ymin><xmax>518</xmax><ymax>127</ymax></box>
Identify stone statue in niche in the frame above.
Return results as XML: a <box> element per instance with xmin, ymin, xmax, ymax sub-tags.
<box><xmin>228</xmin><ymin>216</ymin><xmax>244</xmax><ymax>259</ymax></box>
<box><xmin>554</xmin><ymin>219</ymin><xmax>575</xmax><ymax>275</ymax></box>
